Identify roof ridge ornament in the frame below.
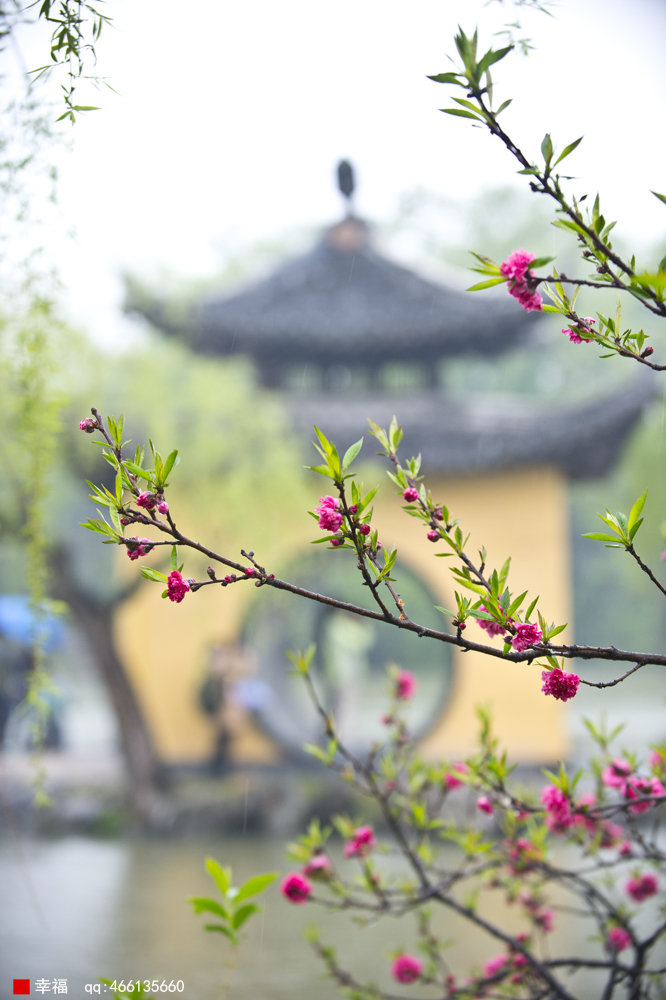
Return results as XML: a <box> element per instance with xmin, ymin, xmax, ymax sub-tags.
<box><xmin>336</xmin><ymin>159</ymin><xmax>355</xmax><ymax>214</ymax></box>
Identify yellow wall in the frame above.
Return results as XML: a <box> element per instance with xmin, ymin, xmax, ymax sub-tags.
<box><xmin>115</xmin><ymin>462</ymin><xmax>571</xmax><ymax>766</ymax></box>
<box><xmin>372</xmin><ymin>464</ymin><xmax>572</xmax><ymax>763</ymax></box>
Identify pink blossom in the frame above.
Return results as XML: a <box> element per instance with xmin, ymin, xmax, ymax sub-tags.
<box><xmin>359</xmin><ymin>523</ymin><xmax>371</xmax><ymax>535</ymax></box>
<box><xmin>563</xmin><ymin>317</ymin><xmax>595</xmax><ymax>344</ymax></box>
<box><xmin>136</xmin><ymin>491</ymin><xmax>158</xmax><ymax>510</ymax></box>
<box><xmin>626</xmin><ymin>775</ymin><xmax>665</xmax><ymax>814</ymax></box>
<box><xmin>280</xmin><ymin>872</ymin><xmax>312</xmax><ymax>904</ymax></box>
<box><xmin>157</xmin><ymin>500</ymin><xmax>169</xmax><ymax>514</ymax></box>
<box><xmin>607</xmin><ymin>926</ymin><xmax>631</xmax><ymax>952</ymax></box>
<box><xmin>483</xmin><ymin>954</ymin><xmax>507</xmax><ymax>978</ymax></box>
<box><xmin>391</xmin><ymin>955</ymin><xmax>423</xmax><ymax>984</ymax></box>
<box><xmin>500</xmin><ymin>249</ymin><xmax>543</xmax><ymax>312</ymax></box>
<box><xmin>444</xmin><ymin>762</ymin><xmax>466</xmax><ymax>790</ymax></box>
<box><xmin>534</xmin><ymin>908</ymin><xmax>555</xmax><ymax>933</ymax></box>
<box><xmin>427</xmin><ymin>529</ymin><xmax>439</xmax><ymax>542</ymax></box>
<box><xmin>166</xmin><ymin>570</ymin><xmax>190</xmax><ymax>603</ymax></box>
<box><xmin>315</xmin><ymin>495</ymin><xmax>344</xmax><ymax>533</ymax></box>
<box><xmin>476</xmin><ymin>604</ymin><xmax>506</xmax><ymax>639</ymax></box>
<box><xmin>511</xmin><ymin>622</ymin><xmax>543</xmax><ymax>652</ymax></box>
<box><xmin>79</xmin><ymin>417</ymin><xmax>98</xmax><ymax>433</ymax></box>
<box><xmin>344</xmin><ymin>825</ymin><xmax>375</xmax><ymax>858</ymax></box>
<box><xmin>599</xmin><ymin>820</ymin><xmax>624</xmax><ymax>848</ymax></box>
<box><xmin>395</xmin><ymin>670</ymin><xmax>416</xmax><ymax>700</ymax></box>
<box><xmin>402</xmin><ymin>488</ymin><xmax>419</xmax><ymax>502</ymax></box>
<box><xmin>507</xmin><ymin>837</ymin><xmax>541</xmax><ymax>872</ymax></box>
<box><xmin>626</xmin><ymin>873</ymin><xmax>658</xmax><ymax>903</ymax></box>
<box><xmin>303</xmin><ymin>854</ymin><xmax>333</xmax><ymax>878</ymax></box>
<box><xmin>477</xmin><ymin>796</ymin><xmax>493</xmax><ymax>815</ymax></box>
<box><xmin>601</xmin><ymin>758</ymin><xmax>632</xmax><ymax>790</ymax></box>
<box><xmin>541</xmin><ymin>668</ymin><xmax>580</xmax><ymax>702</ymax></box>
<box><xmin>330</xmin><ymin>535</ymin><xmax>345</xmax><ymax>547</ymax></box>
<box><xmin>500</xmin><ymin>249</ymin><xmax>535</xmax><ymax>283</ymax></box>
<box><xmin>126</xmin><ymin>537</ymin><xmax>153</xmax><ymax>561</ymax></box>
<box><xmin>541</xmin><ymin>785</ymin><xmax>573</xmax><ymax>832</ymax></box>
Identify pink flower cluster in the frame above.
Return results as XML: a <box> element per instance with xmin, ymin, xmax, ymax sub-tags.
<box><xmin>303</xmin><ymin>854</ymin><xmax>333</xmax><ymax>878</ymax></box>
<box><xmin>601</xmin><ymin>757</ymin><xmax>666</xmax><ymax>814</ymax></box>
<box><xmin>563</xmin><ymin>317</ymin><xmax>595</xmax><ymax>343</ymax></box>
<box><xmin>541</xmin><ymin>785</ymin><xmax>573</xmax><ymax>832</ymax></box>
<box><xmin>483</xmin><ymin>951</ymin><xmax>527</xmax><ymax>985</ymax></box>
<box><xmin>281</xmin><ymin>852</ymin><xmax>333</xmax><ymax>905</ymax></box>
<box><xmin>475</xmin><ymin>604</ymin><xmax>506</xmax><ymax>639</ymax></box>
<box><xmin>443</xmin><ymin>762</ymin><xmax>467</xmax><ymax>790</ymax></box>
<box><xmin>626</xmin><ymin>873</ymin><xmax>658</xmax><ymax>903</ymax></box>
<box><xmin>511</xmin><ymin>622</ymin><xmax>543</xmax><ymax>652</ymax></box>
<box><xmin>344</xmin><ymin>824</ymin><xmax>375</xmax><ymax>858</ymax></box>
<box><xmin>391</xmin><ymin>955</ymin><xmax>423</xmax><ymax>984</ymax></box>
<box><xmin>395</xmin><ymin>670</ymin><xmax>416</xmax><ymax>700</ymax></box>
<box><xmin>166</xmin><ymin>570</ymin><xmax>190</xmax><ymax>603</ymax></box>
<box><xmin>280</xmin><ymin>872</ymin><xmax>312</xmax><ymax>904</ymax></box>
<box><xmin>541</xmin><ymin>668</ymin><xmax>580</xmax><ymax>702</ymax></box>
<box><xmin>402</xmin><ymin>487</ymin><xmax>419</xmax><ymax>503</ymax></box>
<box><xmin>607</xmin><ymin>926</ymin><xmax>631</xmax><ymax>952</ymax></box>
<box><xmin>136</xmin><ymin>491</ymin><xmax>169</xmax><ymax>515</ymax></box>
<box><xmin>500</xmin><ymin>250</ymin><xmax>543</xmax><ymax>312</ymax></box>
<box><xmin>315</xmin><ymin>495</ymin><xmax>343</xmax><ymax>533</ymax></box>
<box><xmin>125</xmin><ymin>537</ymin><xmax>153</xmax><ymax>561</ymax></box>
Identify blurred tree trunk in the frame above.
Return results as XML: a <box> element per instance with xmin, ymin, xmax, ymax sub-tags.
<box><xmin>50</xmin><ymin>546</ymin><xmax>167</xmax><ymax>822</ymax></box>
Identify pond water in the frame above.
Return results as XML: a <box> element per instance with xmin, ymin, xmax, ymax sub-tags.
<box><xmin>1</xmin><ymin>832</ymin><xmax>661</xmax><ymax>999</ymax></box>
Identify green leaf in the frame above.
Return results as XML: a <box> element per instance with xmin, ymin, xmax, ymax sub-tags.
<box><xmin>234</xmin><ymin>873</ymin><xmax>277</xmax><ymax>903</ymax></box>
<box><xmin>140</xmin><ymin>568</ymin><xmax>168</xmax><ymax>583</ymax></box>
<box><xmin>627</xmin><ymin>489</ymin><xmax>647</xmax><ymax>532</ymax></box>
<box><xmin>342</xmin><ymin>437</ymin><xmax>363</xmax><ymax>473</ymax></box>
<box><xmin>232</xmin><ymin>902</ymin><xmax>260</xmax><ymax>930</ymax></box>
<box><xmin>478</xmin><ymin>44</ymin><xmax>513</xmax><ymax>74</ymax></box>
<box><xmin>540</xmin><ymin>132</ymin><xmax>553</xmax><ymax>165</ymax></box>
<box><xmin>161</xmin><ymin>448</ymin><xmax>179</xmax><ymax>482</ymax></box>
<box><xmin>581</xmin><ymin>532</ymin><xmax>621</xmax><ymax>543</ymax></box>
<box><xmin>188</xmin><ymin>896</ymin><xmax>228</xmax><ymax>919</ymax></box>
<box><xmin>531</xmin><ymin>255</ymin><xmax>556</xmax><ymax>269</ymax></box>
<box><xmin>441</xmin><ymin>107</ymin><xmax>482</xmax><ymax>120</ymax></box>
<box><xmin>427</xmin><ymin>71</ymin><xmax>462</xmax><ymax>85</ymax></box>
<box><xmin>205</xmin><ymin>858</ymin><xmax>231</xmax><ymax>895</ymax></box>
<box><xmin>553</xmin><ymin>135</ymin><xmax>583</xmax><ymax>167</ymax></box>
<box><xmin>203</xmin><ymin>923</ymin><xmax>234</xmax><ymax>940</ymax></box>
<box><xmin>651</xmin><ymin>190</ymin><xmax>666</xmax><ymax>206</ymax></box>
<box><xmin>466</xmin><ymin>277</ymin><xmax>506</xmax><ymax>291</ymax></box>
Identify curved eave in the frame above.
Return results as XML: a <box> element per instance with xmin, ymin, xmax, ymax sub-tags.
<box><xmin>286</xmin><ymin>382</ymin><xmax>652</xmax><ymax>481</ymax></box>
<box><xmin>189</xmin><ymin>238</ymin><xmax>537</xmax><ymax>363</ymax></box>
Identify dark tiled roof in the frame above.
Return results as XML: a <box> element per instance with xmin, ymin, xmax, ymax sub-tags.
<box><xmin>289</xmin><ymin>382</ymin><xmax>651</xmax><ymax>480</ymax></box>
<box><xmin>181</xmin><ymin>218</ymin><xmax>537</xmax><ymax>365</ymax></box>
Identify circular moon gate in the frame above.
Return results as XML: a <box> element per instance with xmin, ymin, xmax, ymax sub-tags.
<box><xmin>241</xmin><ymin>556</ymin><xmax>454</xmax><ymax>755</ymax></box>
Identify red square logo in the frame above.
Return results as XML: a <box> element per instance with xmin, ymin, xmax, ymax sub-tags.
<box><xmin>13</xmin><ymin>981</ymin><xmax>30</xmax><ymax>995</ymax></box>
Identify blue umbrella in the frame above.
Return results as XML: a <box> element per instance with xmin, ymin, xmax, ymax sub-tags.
<box><xmin>0</xmin><ymin>595</ymin><xmax>66</xmax><ymax>652</ymax></box>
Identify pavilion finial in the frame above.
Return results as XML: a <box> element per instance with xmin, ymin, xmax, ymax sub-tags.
<box><xmin>336</xmin><ymin>160</ymin><xmax>355</xmax><ymax>213</ymax></box>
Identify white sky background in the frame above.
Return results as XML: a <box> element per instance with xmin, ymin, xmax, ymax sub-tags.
<box><xmin>10</xmin><ymin>0</ymin><xmax>666</xmax><ymax>344</ymax></box>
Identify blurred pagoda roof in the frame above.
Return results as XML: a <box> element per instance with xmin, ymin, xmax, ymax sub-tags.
<box><xmin>188</xmin><ymin>216</ymin><xmax>535</xmax><ymax>376</ymax></box>
<box><xmin>290</xmin><ymin>383</ymin><xmax>648</xmax><ymax>481</ymax></box>
<box><xmin>127</xmin><ymin>160</ymin><xmax>538</xmax><ymax>388</ymax></box>
<box><xmin>127</xmin><ymin>161</ymin><xmax>653</xmax><ymax>479</ymax></box>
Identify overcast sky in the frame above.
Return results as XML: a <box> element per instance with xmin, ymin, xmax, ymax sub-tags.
<box><xmin>10</xmin><ymin>0</ymin><xmax>666</xmax><ymax>343</ymax></box>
